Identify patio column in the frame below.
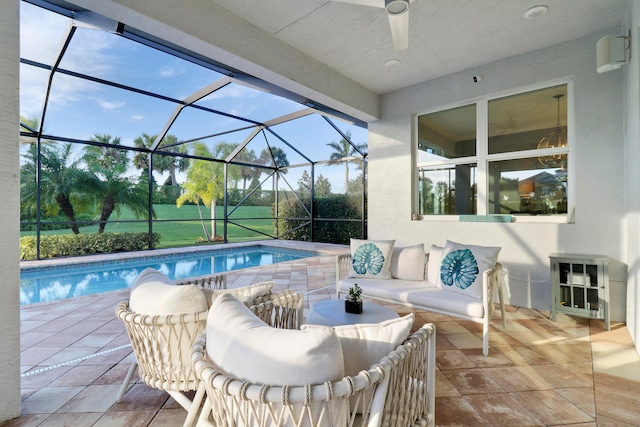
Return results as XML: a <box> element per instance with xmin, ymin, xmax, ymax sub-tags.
<box><xmin>0</xmin><ymin>0</ymin><xmax>22</xmax><ymax>421</ymax></box>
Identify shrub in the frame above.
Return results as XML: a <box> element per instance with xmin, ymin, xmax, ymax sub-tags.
<box><xmin>20</xmin><ymin>214</ymin><xmax>95</xmax><ymax>231</ymax></box>
<box><xmin>20</xmin><ymin>232</ymin><xmax>160</xmax><ymax>260</ymax></box>
<box><xmin>276</xmin><ymin>194</ymin><xmax>365</xmax><ymax>244</ymax></box>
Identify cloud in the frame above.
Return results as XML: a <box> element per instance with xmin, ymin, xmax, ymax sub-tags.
<box><xmin>20</xmin><ymin>3</ymin><xmax>116</xmax><ymax>118</ymax></box>
<box><xmin>98</xmin><ymin>100</ymin><xmax>125</xmax><ymax>111</ymax></box>
<box><xmin>130</xmin><ymin>114</ymin><xmax>144</xmax><ymax>121</ymax></box>
<box><xmin>159</xmin><ymin>66</ymin><xmax>177</xmax><ymax>78</ymax></box>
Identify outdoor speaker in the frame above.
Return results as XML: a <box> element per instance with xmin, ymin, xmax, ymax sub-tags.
<box><xmin>597</xmin><ymin>35</ymin><xmax>627</xmax><ymax>73</ymax></box>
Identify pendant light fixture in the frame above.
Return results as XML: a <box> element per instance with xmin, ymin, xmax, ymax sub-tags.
<box><xmin>537</xmin><ymin>94</ymin><xmax>567</xmax><ymax>169</ymax></box>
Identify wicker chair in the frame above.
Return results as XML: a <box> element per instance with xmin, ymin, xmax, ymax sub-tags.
<box><xmin>115</xmin><ymin>301</ymin><xmax>209</xmax><ymax>427</ymax></box>
<box><xmin>115</xmin><ymin>273</ymin><xmax>228</xmax><ymax>407</ymax></box>
<box><xmin>192</xmin><ymin>321</ymin><xmax>436</xmax><ymax>427</ymax></box>
<box><xmin>115</xmin><ymin>270</ymin><xmax>303</xmax><ymax>427</ymax></box>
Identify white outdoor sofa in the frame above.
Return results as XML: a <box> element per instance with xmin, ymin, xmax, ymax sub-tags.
<box><xmin>336</xmin><ymin>242</ymin><xmax>507</xmax><ymax>356</ymax></box>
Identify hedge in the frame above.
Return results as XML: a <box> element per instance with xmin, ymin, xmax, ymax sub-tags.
<box><xmin>20</xmin><ymin>232</ymin><xmax>160</xmax><ymax>260</ymax></box>
<box><xmin>276</xmin><ymin>194</ymin><xmax>365</xmax><ymax>244</ymax></box>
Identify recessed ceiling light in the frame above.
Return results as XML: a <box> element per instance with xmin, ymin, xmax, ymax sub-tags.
<box><xmin>523</xmin><ymin>5</ymin><xmax>548</xmax><ymax>20</ymax></box>
<box><xmin>385</xmin><ymin>59</ymin><xmax>401</xmax><ymax>67</ymax></box>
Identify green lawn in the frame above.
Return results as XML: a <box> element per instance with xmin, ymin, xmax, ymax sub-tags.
<box><xmin>22</xmin><ymin>205</ymin><xmax>277</xmax><ymax>248</ymax></box>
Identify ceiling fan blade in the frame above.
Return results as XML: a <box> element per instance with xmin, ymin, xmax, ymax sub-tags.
<box><xmin>329</xmin><ymin>0</ymin><xmax>384</xmax><ymax>9</ymax></box>
<box><xmin>388</xmin><ymin>8</ymin><xmax>409</xmax><ymax>50</ymax></box>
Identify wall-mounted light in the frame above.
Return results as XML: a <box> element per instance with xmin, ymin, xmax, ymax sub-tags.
<box><xmin>597</xmin><ymin>31</ymin><xmax>631</xmax><ymax>73</ymax></box>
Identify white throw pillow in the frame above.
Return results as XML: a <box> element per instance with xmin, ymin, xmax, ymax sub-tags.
<box><xmin>200</xmin><ymin>281</ymin><xmax>274</xmax><ymax>308</ymax></box>
<box><xmin>302</xmin><ymin>313</ymin><xmax>414</xmax><ymax>377</ymax></box>
<box><xmin>390</xmin><ymin>244</ymin><xmax>426</xmax><ymax>281</ymax></box>
<box><xmin>439</xmin><ymin>240</ymin><xmax>501</xmax><ymax>299</ymax></box>
<box><xmin>129</xmin><ymin>268</ymin><xmax>207</xmax><ymax>315</ymax></box>
<box><xmin>427</xmin><ymin>245</ymin><xmax>443</xmax><ymax>284</ymax></box>
<box><xmin>348</xmin><ymin>239</ymin><xmax>395</xmax><ymax>279</ymax></box>
<box><xmin>207</xmin><ymin>293</ymin><xmax>344</xmax><ymax>386</ymax></box>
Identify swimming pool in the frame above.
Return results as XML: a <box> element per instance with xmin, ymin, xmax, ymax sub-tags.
<box><xmin>20</xmin><ymin>245</ymin><xmax>320</xmax><ymax>305</ymax></box>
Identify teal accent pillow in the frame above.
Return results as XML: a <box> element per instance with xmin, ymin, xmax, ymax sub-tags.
<box><xmin>348</xmin><ymin>239</ymin><xmax>395</xmax><ymax>279</ymax></box>
<box><xmin>438</xmin><ymin>241</ymin><xmax>500</xmax><ymax>299</ymax></box>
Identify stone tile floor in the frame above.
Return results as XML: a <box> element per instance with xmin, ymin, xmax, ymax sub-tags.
<box><xmin>5</xmin><ymin>245</ymin><xmax>640</xmax><ymax>426</ymax></box>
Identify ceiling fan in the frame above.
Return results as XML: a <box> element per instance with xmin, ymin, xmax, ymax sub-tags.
<box><xmin>329</xmin><ymin>0</ymin><xmax>412</xmax><ymax>51</ymax></box>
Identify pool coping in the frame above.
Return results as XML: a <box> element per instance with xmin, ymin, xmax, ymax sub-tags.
<box><xmin>20</xmin><ymin>239</ymin><xmax>348</xmax><ymax>270</ymax></box>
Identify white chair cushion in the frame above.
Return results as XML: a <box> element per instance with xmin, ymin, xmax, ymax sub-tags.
<box><xmin>390</xmin><ymin>244</ymin><xmax>426</xmax><ymax>281</ymax></box>
<box><xmin>129</xmin><ymin>268</ymin><xmax>207</xmax><ymax>315</ymax></box>
<box><xmin>201</xmin><ymin>281</ymin><xmax>274</xmax><ymax>308</ymax></box>
<box><xmin>207</xmin><ymin>293</ymin><xmax>345</xmax><ymax>386</ymax></box>
<box><xmin>302</xmin><ymin>313</ymin><xmax>414</xmax><ymax>377</ymax></box>
<box><xmin>439</xmin><ymin>240</ymin><xmax>501</xmax><ymax>299</ymax></box>
<box><xmin>348</xmin><ymin>239</ymin><xmax>395</xmax><ymax>279</ymax></box>
<box><xmin>427</xmin><ymin>245</ymin><xmax>443</xmax><ymax>284</ymax></box>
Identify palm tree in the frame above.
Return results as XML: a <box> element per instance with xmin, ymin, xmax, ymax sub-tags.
<box><xmin>234</xmin><ymin>148</ymin><xmax>259</xmax><ymax>190</ymax></box>
<box><xmin>21</xmin><ymin>143</ymin><xmax>92</xmax><ymax>234</ymax></box>
<box><xmin>176</xmin><ymin>142</ymin><xmax>225</xmax><ymax>240</ymax></box>
<box><xmin>260</xmin><ymin>146</ymin><xmax>289</xmax><ymax>172</ymax></box>
<box><xmin>19</xmin><ymin>115</ymin><xmax>40</xmax><ymax>146</ymax></box>
<box><xmin>260</xmin><ymin>146</ymin><xmax>289</xmax><ymax>193</ymax></box>
<box><xmin>84</xmin><ymin>134</ymin><xmax>151</xmax><ymax>233</ymax></box>
<box><xmin>326</xmin><ymin>132</ymin><xmax>367</xmax><ymax>193</ymax></box>
<box><xmin>132</xmin><ymin>133</ymin><xmax>188</xmax><ymax>187</ymax></box>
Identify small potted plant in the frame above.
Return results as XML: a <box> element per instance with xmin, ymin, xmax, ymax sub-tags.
<box><xmin>345</xmin><ymin>284</ymin><xmax>363</xmax><ymax>314</ymax></box>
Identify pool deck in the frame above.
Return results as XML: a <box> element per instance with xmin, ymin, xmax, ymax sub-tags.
<box><xmin>7</xmin><ymin>241</ymin><xmax>640</xmax><ymax>426</ymax></box>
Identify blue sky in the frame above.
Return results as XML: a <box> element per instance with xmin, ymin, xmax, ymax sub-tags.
<box><xmin>19</xmin><ymin>2</ymin><xmax>368</xmax><ymax>192</ymax></box>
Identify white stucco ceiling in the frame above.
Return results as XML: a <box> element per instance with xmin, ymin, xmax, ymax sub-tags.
<box><xmin>39</xmin><ymin>0</ymin><xmax>630</xmax><ymax>123</ymax></box>
<box><xmin>209</xmin><ymin>0</ymin><xmax>629</xmax><ymax>94</ymax></box>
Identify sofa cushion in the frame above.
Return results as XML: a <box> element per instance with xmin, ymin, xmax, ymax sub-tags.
<box><xmin>348</xmin><ymin>239</ymin><xmax>395</xmax><ymax>279</ymax></box>
<box><xmin>207</xmin><ymin>293</ymin><xmax>344</xmax><ymax>386</ymax></box>
<box><xmin>338</xmin><ymin>278</ymin><xmax>484</xmax><ymax>319</ymax></box>
<box><xmin>427</xmin><ymin>245</ymin><xmax>443</xmax><ymax>284</ymax></box>
<box><xmin>129</xmin><ymin>268</ymin><xmax>208</xmax><ymax>315</ymax></box>
<box><xmin>200</xmin><ymin>281</ymin><xmax>274</xmax><ymax>308</ymax></box>
<box><xmin>302</xmin><ymin>314</ymin><xmax>414</xmax><ymax>377</ymax></box>
<box><xmin>390</xmin><ymin>244</ymin><xmax>425</xmax><ymax>281</ymax></box>
<box><xmin>439</xmin><ymin>240</ymin><xmax>501</xmax><ymax>299</ymax></box>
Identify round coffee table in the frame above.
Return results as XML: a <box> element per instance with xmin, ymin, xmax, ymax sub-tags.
<box><xmin>306</xmin><ymin>299</ymin><xmax>399</xmax><ymax>327</ymax></box>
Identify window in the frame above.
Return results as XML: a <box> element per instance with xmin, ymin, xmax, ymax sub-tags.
<box><xmin>415</xmin><ymin>82</ymin><xmax>571</xmax><ymax>221</ymax></box>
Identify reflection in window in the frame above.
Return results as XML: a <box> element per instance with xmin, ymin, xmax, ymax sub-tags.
<box><xmin>416</xmin><ymin>82</ymin><xmax>570</xmax><ymax>219</ymax></box>
<box><xmin>488</xmin><ymin>157</ymin><xmax>567</xmax><ymax>215</ymax></box>
<box><xmin>418</xmin><ymin>165</ymin><xmax>477</xmax><ymax>215</ymax></box>
<box><xmin>417</xmin><ymin>104</ymin><xmax>476</xmax><ymax>162</ymax></box>
<box><xmin>488</xmin><ymin>84</ymin><xmax>567</xmax><ymax>155</ymax></box>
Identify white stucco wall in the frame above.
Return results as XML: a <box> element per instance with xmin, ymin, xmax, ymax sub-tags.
<box><xmin>0</xmin><ymin>0</ymin><xmax>23</xmax><ymax>421</ymax></box>
<box><xmin>624</xmin><ymin>0</ymin><xmax>640</xmax><ymax>356</ymax></box>
<box><xmin>369</xmin><ymin>32</ymin><xmax>626</xmax><ymax>314</ymax></box>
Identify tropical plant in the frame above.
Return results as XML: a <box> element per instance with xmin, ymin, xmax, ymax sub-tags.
<box><xmin>260</xmin><ymin>146</ymin><xmax>290</xmax><ymax>172</ymax></box>
<box><xmin>20</xmin><ymin>143</ymin><xmax>93</xmax><ymax>234</ymax></box>
<box><xmin>326</xmin><ymin>131</ymin><xmax>367</xmax><ymax>193</ymax></box>
<box><xmin>176</xmin><ymin>142</ymin><xmax>225</xmax><ymax>240</ymax></box>
<box><xmin>19</xmin><ymin>115</ymin><xmax>40</xmax><ymax>146</ymax></box>
<box><xmin>233</xmin><ymin>148</ymin><xmax>261</xmax><ymax>190</ymax></box>
<box><xmin>347</xmin><ymin>284</ymin><xmax>363</xmax><ymax>302</ymax></box>
<box><xmin>259</xmin><ymin>146</ymin><xmax>290</xmax><ymax>194</ymax></box>
<box><xmin>132</xmin><ymin>133</ymin><xmax>188</xmax><ymax>187</ymax></box>
<box><xmin>83</xmin><ymin>134</ymin><xmax>151</xmax><ymax>233</ymax></box>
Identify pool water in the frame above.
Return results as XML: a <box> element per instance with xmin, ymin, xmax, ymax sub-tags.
<box><xmin>20</xmin><ymin>245</ymin><xmax>319</xmax><ymax>305</ymax></box>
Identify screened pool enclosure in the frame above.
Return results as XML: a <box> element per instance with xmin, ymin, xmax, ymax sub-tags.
<box><xmin>19</xmin><ymin>1</ymin><xmax>368</xmax><ymax>259</ymax></box>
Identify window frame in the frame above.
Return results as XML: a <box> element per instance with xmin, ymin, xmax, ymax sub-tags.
<box><xmin>413</xmin><ymin>78</ymin><xmax>575</xmax><ymax>223</ymax></box>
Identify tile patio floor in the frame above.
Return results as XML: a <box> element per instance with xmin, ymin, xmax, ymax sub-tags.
<box><xmin>5</xmin><ymin>244</ymin><xmax>640</xmax><ymax>426</ymax></box>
